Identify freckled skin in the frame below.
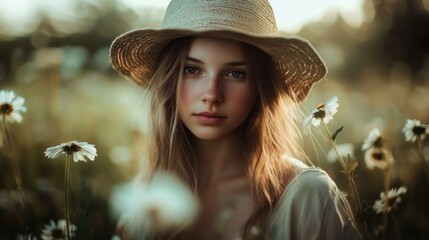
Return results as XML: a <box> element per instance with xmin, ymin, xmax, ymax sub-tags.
<box><xmin>178</xmin><ymin>37</ymin><xmax>257</xmax><ymax>141</ymax></box>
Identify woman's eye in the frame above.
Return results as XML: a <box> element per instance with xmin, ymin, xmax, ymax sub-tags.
<box><xmin>184</xmin><ymin>66</ymin><xmax>198</xmax><ymax>74</ymax></box>
<box><xmin>227</xmin><ymin>71</ymin><xmax>245</xmax><ymax>79</ymax></box>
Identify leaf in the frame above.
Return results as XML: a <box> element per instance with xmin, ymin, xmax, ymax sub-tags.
<box><xmin>331</xmin><ymin>126</ymin><xmax>344</xmax><ymax>141</ymax></box>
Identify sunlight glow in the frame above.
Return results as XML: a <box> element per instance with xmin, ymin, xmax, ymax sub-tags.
<box><xmin>0</xmin><ymin>0</ymin><xmax>364</xmax><ymax>36</ymax></box>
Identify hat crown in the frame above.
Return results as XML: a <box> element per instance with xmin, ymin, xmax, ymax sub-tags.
<box><xmin>162</xmin><ymin>0</ymin><xmax>278</xmax><ymax>36</ymax></box>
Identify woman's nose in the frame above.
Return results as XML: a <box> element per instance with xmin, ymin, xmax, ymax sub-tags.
<box><xmin>202</xmin><ymin>76</ymin><xmax>224</xmax><ymax>105</ymax></box>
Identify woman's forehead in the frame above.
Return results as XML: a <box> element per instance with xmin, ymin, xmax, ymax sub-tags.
<box><xmin>187</xmin><ymin>37</ymin><xmax>246</xmax><ymax>62</ymax></box>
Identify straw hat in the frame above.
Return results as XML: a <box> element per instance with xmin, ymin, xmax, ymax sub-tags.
<box><xmin>110</xmin><ymin>0</ymin><xmax>327</xmax><ymax>101</ymax></box>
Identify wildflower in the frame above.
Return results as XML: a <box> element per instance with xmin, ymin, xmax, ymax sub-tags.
<box><xmin>111</xmin><ymin>171</ymin><xmax>199</xmax><ymax>239</ymax></box>
<box><xmin>0</xmin><ymin>90</ymin><xmax>27</xmax><ymax>123</ymax></box>
<box><xmin>327</xmin><ymin>143</ymin><xmax>354</xmax><ymax>163</ymax></box>
<box><xmin>41</xmin><ymin>219</ymin><xmax>77</xmax><ymax>240</ymax></box>
<box><xmin>16</xmin><ymin>233</ymin><xmax>38</xmax><ymax>240</ymax></box>
<box><xmin>373</xmin><ymin>186</ymin><xmax>407</xmax><ymax>214</ymax></box>
<box><xmin>364</xmin><ymin>147</ymin><xmax>394</xmax><ymax>170</ymax></box>
<box><xmin>361</xmin><ymin>128</ymin><xmax>383</xmax><ymax>151</ymax></box>
<box><xmin>44</xmin><ymin>141</ymin><xmax>97</xmax><ymax>162</ymax></box>
<box><xmin>402</xmin><ymin>119</ymin><xmax>429</xmax><ymax>143</ymax></box>
<box><xmin>361</xmin><ymin>128</ymin><xmax>394</xmax><ymax>170</ymax></box>
<box><xmin>304</xmin><ymin>96</ymin><xmax>339</xmax><ymax>127</ymax></box>
<box><xmin>45</xmin><ymin>141</ymin><xmax>96</xmax><ymax>239</ymax></box>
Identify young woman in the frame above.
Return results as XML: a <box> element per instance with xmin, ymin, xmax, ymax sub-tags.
<box><xmin>110</xmin><ymin>0</ymin><xmax>361</xmax><ymax>239</ymax></box>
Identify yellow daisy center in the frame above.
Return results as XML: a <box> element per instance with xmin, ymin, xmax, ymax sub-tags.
<box><xmin>0</xmin><ymin>103</ymin><xmax>13</xmax><ymax>115</ymax></box>
<box><xmin>412</xmin><ymin>126</ymin><xmax>426</xmax><ymax>136</ymax></box>
<box><xmin>62</xmin><ymin>143</ymin><xmax>82</xmax><ymax>155</ymax></box>
<box><xmin>313</xmin><ymin>109</ymin><xmax>326</xmax><ymax>119</ymax></box>
<box><xmin>372</xmin><ymin>151</ymin><xmax>385</xmax><ymax>161</ymax></box>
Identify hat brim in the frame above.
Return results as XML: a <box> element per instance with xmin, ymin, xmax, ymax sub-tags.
<box><xmin>110</xmin><ymin>28</ymin><xmax>327</xmax><ymax>101</ymax></box>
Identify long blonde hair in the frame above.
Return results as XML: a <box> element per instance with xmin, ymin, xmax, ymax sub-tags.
<box><xmin>144</xmin><ymin>37</ymin><xmax>306</xmax><ymax>238</ymax></box>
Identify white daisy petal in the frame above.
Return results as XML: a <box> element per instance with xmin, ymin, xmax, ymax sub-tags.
<box><xmin>44</xmin><ymin>146</ymin><xmax>65</xmax><ymax>159</ymax></box>
<box><xmin>16</xmin><ymin>233</ymin><xmax>38</xmax><ymax>240</ymax></box>
<box><xmin>73</xmin><ymin>151</ymin><xmax>85</xmax><ymax>162</ymax></box>
<box><xmin>312</xmin><ymin>118</ymin><xmax>321</xmax><ymax>126</ymax></box>
<box><xmin>322</xmin><ymin>115</ymin><xmax>333</xmax><ymax>124</ymax></box>
<box><xmin>4</xmin><ymin>90</ymin><xmax>16</xmax><ymax>102</ymax></box>
<box><xmin>82</xmin><ymin>150</ymin><xmax>96</xmax><ymax>161</ymax></box>
<box><xmin>57</xmin><ymin>219</ymin><xmax>67</xmax><ymax>230</ymax></box>
<box><xmin>9</xmin><ymin>112</ymin><xmax>23</xmax><ymax>123</ymax></box>
<box><xmin>0</xmin><ymin>91</ymin><xmax>5</xmax><ymax>102</ymax></box>
<box><xmin>12</xmin><ymin>96</ymin><xmax>27</xmax><ymax>110</ymax></box>
<box><xmin>77</xmin><ymin>142</ymin><xmax>97</xmax><ymax>161</ymax></box>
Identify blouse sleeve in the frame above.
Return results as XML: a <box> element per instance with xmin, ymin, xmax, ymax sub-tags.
<box><xmin>267</xmin><ymin>168</ymin><xmax>361</xmax><ymax>240</ymax></box>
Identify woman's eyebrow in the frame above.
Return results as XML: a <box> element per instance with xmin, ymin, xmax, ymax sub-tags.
<box><xmin>225</xmin><ymin>61</ymin><xmax>246</xmax><ymax>67</ymax></box>
<box><xmin>185</xmin><ymin>57</ymin><xmax>246</xmax><ymax>67</ymax></box>
<box><xmin>185</xmin><ymin>57</ymin><xmax>203</xmax><ymax>64</ymax></box>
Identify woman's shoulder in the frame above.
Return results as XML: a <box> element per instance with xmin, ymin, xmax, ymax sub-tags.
<box><xmin>268</xmin><ymin>156</ymin><xmax>361</xmax><ymax>240</ymax></box>
<box><xmin>281</xmin><ymin>155</ymin><xmax>336</xmax><ymax>195</ymax></box>
<box><xmin>289</xmin><ymin>167</ymin><xmax>337</xmax><ymax>195</ymax></box>
<box><xmin>270</xmin><ymin>159</ymin><xmax>342</xmax><ymax>220</ymax></box>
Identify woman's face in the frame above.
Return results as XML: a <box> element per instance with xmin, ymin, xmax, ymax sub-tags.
<box><xmin>178</xmin><ymin>37</ymin><xmax>257</xmax><ymax>141</ymax></box>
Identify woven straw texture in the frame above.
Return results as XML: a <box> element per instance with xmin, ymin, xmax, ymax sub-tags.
<box><xmin>110</xmin><ymin>0</ymin><xmax>327</xmax><ymax>101</ymax></box>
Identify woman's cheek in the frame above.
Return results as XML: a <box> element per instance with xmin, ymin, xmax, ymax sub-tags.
<box><xmin>179</xmin><ymin>82</ymin><xmax>194</xmax><ymax>103</ymax></box>
<box><xmin>230</xmin><ymin>87</ymin><xmax>256</xmax><ymax>109</ymax></box>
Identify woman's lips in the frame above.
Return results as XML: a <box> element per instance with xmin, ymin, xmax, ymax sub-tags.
<box><xmin>194</xmin><ymin>112</ymin><xmax>227</xmax><ymax>124</ymax></box>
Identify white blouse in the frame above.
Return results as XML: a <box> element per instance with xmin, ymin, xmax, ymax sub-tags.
<box><xmin>267</xmin><ymin>165</ymin><xmax>361</xmax><ymax>240</ymax></box>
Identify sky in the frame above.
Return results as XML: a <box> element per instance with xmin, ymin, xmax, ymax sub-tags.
<box><xmin>0</xmin><ymin>0</ymin><xmax>364</xmax><ymax>36</ymax></box>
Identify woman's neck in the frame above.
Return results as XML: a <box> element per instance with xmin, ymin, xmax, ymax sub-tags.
<box><xmin>194</xmin><ymin>133</ymin><xmax>247</xmax><ymax>188</ymax></box>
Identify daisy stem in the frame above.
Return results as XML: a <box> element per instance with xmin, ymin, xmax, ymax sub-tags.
<box><xmin>65</xmin><ymin>154</ymin><xmax>71</xmax><ymax>240</ymax></box>
<box><xmin>382</xmin><ymin>168</ymin><xmax>390</xmax><ymax>240</ymax></box>
<box><xmin>347</xmin><ymin>174</ymin><xmax>362</xmax><ymax>215</ymax></box>
<box><xmin>321</xmin><ymin>122</ymin><xmax>362</xmax><ymax>215</ymax></box>
<box><xmin>1</xmin><ymin>115</ymin><xmax>25</xmax><ymax>208</ymax></box>
<box><xmin>392</xmin><ymin>213</ymin><xmax>402</xmax><ymax>240</ymax></box>
<box><xmin>417</xmin><ymin>139</ymin><xmax>429</xmax><ymax>178</ymax></box>
<box><xmin>322</xmin><ymin>122</ymin><xmax>346</xmax><ymax>169</ymax></box>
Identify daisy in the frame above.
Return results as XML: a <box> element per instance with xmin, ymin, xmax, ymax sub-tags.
<box><xmin>364</xmin><ymin>146</ymin><xmax>394</xmax><ymax>170</ymax></box>
<box><xmin>361</xmin><ymin>128</ymin><xmax>394</xmax><ymax>170</ymax></box>
<box><xmin>361</xmin><ymin>128</ymin><xmax>383</xmax><ymax>151</ymax></box>
<box><xmin>0</xmin><ymin>90</ymin><xmax>27</xmax><ymax>123</ymax></box>
<box><xmin>373</xmin><ymin>186</ymin><xmax>407</xmax><ymax>214</ymax></box>
<box><xmin>41</xmin><ymin>219</ymin><xmax>77</xmax><ymax>240</ymax></box>
<box><xmin>45</xmin><ymin>141</ymin><xmax>97</xmax><ymax>162</ymax></box>
<box><xmin>16</xmin><ymin>233</ymin><xmax>38</xmax><ymax>240</ymax></box>
<box><xmin>112</xmin><ymin>171</ymin><xmax>199</xmax><ymax>239</ymax></box>
<box><xmin>402</xmin><ymin>119</ymin><xmax>428</xmax><ymax>143</ymax></box>
<box><xmin>304</xmin><ymin>96</ymin><xmax>339</xmax><ymax>127</ymax></box>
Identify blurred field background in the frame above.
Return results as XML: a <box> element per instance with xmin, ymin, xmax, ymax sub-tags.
<box><xmin>1</xmin><ymin>0</ymin><xmax>429</xmax><ymax>239</ymax></box>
